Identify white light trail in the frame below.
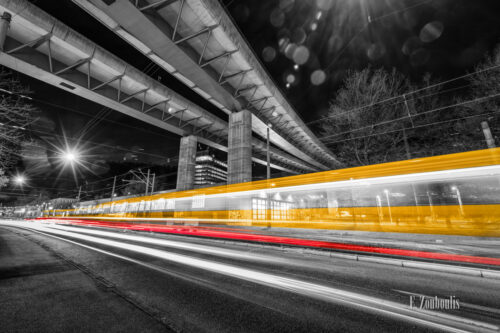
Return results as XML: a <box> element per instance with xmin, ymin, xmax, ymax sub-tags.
<box><xmin>13</xmin><ymin>222</ymin><xmax>499</xmax><ymax>333</ymax></box>
<box><xmin>155</xmin><ymin>165</ymin><xmax>500</xmax><ymax>202</ymax></box>
<box><xmin>44</xmin><ymin>223</ymin><xmax>281</xmax><ymax>264</ymax></box>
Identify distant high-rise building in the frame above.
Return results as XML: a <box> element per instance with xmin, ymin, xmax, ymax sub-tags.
<box><xmin>194</xmin><ymin>149</ymin><xmax>227</xmax><ymax>186</ymax></box>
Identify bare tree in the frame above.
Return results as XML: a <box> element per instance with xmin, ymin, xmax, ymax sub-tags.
<box><xmin>469</xmin><ymin>44</ymin><xmax>500</xmax><ymax>105</ymax></box>
<box><xmin>319</xmin><ymin>68</ymin><xmax>456</xmax><ymax>167</ymax></box>
<box><xmin>465</xmin><ymin>44</ymin><xmax>500</xmax><ymax>147</ymax></box>
<box><xmin>0</xmin><ymin>68</ymin><xmax>38</xmax><ymax>178</ymax></box>
<box><xmin>320</xmin><ymin>68</ymin><xmax>412</xmax><ymax>167</ymax></box>
<box><xmin>0</xmin><ymin>168</ymin><xmax>7</xmax><ymax>188</ymax></box>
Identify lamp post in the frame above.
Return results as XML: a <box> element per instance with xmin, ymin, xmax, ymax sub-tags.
<box><xmin>61</xmin><ymin>149</ymin><xmax>79</xmax><ymax>165</ymax></box>
<box><xmin>451</xmin><ymin>186</ymin><xmax>464</xmax><ymax>217</ymax></box>
<box><xmin>426</xmin><ymin>190</ymin><xmax>435</xmax><ymax>222</ymax></box>
<box><xmin>376</xmin><ymin>195</ymin><xmax>383</xmax><ymax>223</ymax></box>
<box><xmin>13</xmin><ymin>175</ymin><xmax>25</xmax><ymax>186</ymax></box>
<box><xmin>384</xmin><ymin>189</ymin><xmax>393</xmax><ymax>223</ymax></box>
<box><xmin>266</xmin><ymin>123</ymin><xmax>272</xmax><ymax>180</ymax></box>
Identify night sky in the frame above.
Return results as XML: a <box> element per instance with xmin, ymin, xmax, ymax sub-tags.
<box><xmin>6</xmin><ymin>0</ymin><xmax>500</xmax><ymax>199</ymax></box>
<box><xmin>223</xmin><ymin>0</ymin><xmax>500</xmax><ymax>122</ymax></box>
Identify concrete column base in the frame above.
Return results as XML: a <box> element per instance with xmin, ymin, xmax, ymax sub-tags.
<box><xmin>0</xmin><ymin>12</ymin><xmax>12</xmax><ymax>51</ymax></box>
<box><xmin>228</xmin><ymin>110</ymin><xmax>252</xmax><ymax>184</ymax></box>
<box><xmin>176</xmin><ymin>135</ymin><xmax>197</xmax><ymax>191</ymax></box>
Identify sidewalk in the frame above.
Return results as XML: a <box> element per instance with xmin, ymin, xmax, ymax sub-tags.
<box><xmin>0</xmin><ymin>226</ymin><xmax>168</xmax><ymax>332</ymax></box>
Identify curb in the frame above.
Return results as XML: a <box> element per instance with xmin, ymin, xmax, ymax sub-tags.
<box><xmin>188</xmin><ymin>235</ymin><xmax>500</xmax><ymax>280</ymax></box>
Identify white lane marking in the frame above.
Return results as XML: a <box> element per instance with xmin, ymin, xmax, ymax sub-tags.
<box><xmin>15</xmin><ymin>222</ymin><xmax>498</xmax><ymax>333</ymax></box>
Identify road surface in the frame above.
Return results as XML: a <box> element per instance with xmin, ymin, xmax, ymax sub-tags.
<box><xmin>1</xmin><ymin>221</ymin><xmax>499</xmax><ymax>332</ymax></box>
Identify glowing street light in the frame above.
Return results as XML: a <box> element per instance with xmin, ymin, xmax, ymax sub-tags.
<box><xmin>451</xmin><ymin>186</ymin><xmax>464</xmax><ymax>216</ymax></box>
<box><xmin>384</xmin><ymin>189</ymin><xmax>393</xmax><ymax>223</ymax></box>
<box><xmin>61</xmin><ymin>149</ymin><xmax>80</xmax><ymax>164</ymax></box>
<box><xmin>13</xmin><ymin>175</ymin><xmax>26</xmax><ymax>185</ymax></box>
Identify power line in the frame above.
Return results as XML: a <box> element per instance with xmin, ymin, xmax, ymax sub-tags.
<box><xmin>320</xmin><ymin>91</ymin><xmax>500</xmax><ymax>143</ymax></box>
<box><xmin>323</xmin><ymin>109</ymin><xmax>500</xmax><ymax>146</ymax></box>
<box><xmin>0</xmin><ymin>85</ymin><xmax>182</xmax><ymax>144</ymax></box>
<box><xmin>307</xmin><ymin>62</ymin><xmax>500</xmax><ymax>126</ymax></box>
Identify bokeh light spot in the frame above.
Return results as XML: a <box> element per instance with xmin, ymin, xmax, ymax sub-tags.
<box><xmin>284</xmin><ymin>43</ymin><xmax>298</xmax><ymax>59</ymax></box>
<box><xmin>279</xmin><ymin>0</ymin><xmax>295</xmax><ymax>12</ymax></box>
<box><xmin>419</xmin><ymin>21</ymin><xmax>444</xmax><ymax>43</ymax></box>
<box><xmin>402</xmin><ymin>36</ymin><xmax>422</xmax><ymax>56</ymax></box>
<box><xmin>293</xmin><ymin>45</ymin><xmax>310</xmax><ymax>65</ymax></box>
<box><xmin>291</xmin><ymin>28</ymin><xmax>307</xmax><ymax>44</ymax></box>
<box><xmin>316</xmin><ymin>0</ymin><xmax>333</xmax><ymax>11</ymax></box>
<box><xmin>262</xmin><ymin>46</ymin><xmax>277</xmax><ymax>62</ymax></box>
<box><xmin>270</xmin><ymin>8</ymin><xmax>285</xmax><ymax>27</ymax></box>
<box><xmin>367</xmin><ymin>43</ymin><xmax>386</xmax><ymax>60</ymax></box>
<box><xmin>311</xmin><ymin>69</ymin><xmax>326</xmax><ymax>85</ymax></box>
<box><xmin>410</xmin><ymin>48</ymin><xmax>430</xmax><ymax>67</ymax></box>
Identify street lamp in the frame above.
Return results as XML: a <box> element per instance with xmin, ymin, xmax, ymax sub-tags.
<box><xmin>426</xmin><ymin>190</ymin><xmax>436</xmax><ymax>222</ymax></box>
<box><xmin>265</xmin><ymin>123</ymin><xmax>274</xmax><ymax>229</ymax></box>
<box><xmin>384</xmin><ymin>189</ymin><xmax>393</xmax><ymax>223</ymax></box>
<box><xmin>451</xmin><ymin>186</ymin><xmax>464</xmax><ymax>217</ymax></box>
<box><xmin>61</xmin><ymin>148</ymin><xmax>80</xmax><ymax>165</ymax></box>
<box><xmin>13</xmin><ymin>175</ymin><xmax>25</xmax><ymax>185</ymax></box>
<box><xmin>266</xmin><ymin>123</ymin><xmax>272</xmax><ymax>180</ymax></box>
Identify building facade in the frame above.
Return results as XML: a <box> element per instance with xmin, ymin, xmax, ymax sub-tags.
<box><xmin>194</xmin><ymin>149</ymin><xmax>228</xmax><ymax>186</ymax></box>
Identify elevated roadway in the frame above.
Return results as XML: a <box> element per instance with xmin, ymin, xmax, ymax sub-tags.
<box><xmin>0</xmin><ymin>0</ymin><xmax>322</xmax><ymax>175</ymax></box>
<box><xmin>71</xmin><ymin>0</ymin><xmax>340</xmax><ymax>171</ymax></box>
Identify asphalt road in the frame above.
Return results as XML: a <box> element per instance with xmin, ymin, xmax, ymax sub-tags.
<box><xmin>1</xmin><ymin>221</ymin><xmax>500</xmax><ymax>332</ymax></box>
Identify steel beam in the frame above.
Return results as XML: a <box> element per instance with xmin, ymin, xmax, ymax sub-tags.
<box><xmin>139</xmin><ymin>0</ymin><xmax>177</xmax><ymax>12</ymax></box>
<box><xmin>200</xmin><ymin>50</ymin><xmax>236</xmax><ymax>68</ymax></box>
<box><xmin>1</xmin><ymin>0</ymin><xmax>319</xmax><ymax>174</ymax></box>
<box><xmin>6</xmin><ymin>33</ymin><xmax>51</xmax><ymax>54</ymax></box>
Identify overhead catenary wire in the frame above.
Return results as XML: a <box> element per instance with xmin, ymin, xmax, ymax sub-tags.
<box><xmin>0</xmin><ymin>86</ymin><xmax>183</xmax><ymax>145</ymax></box>
<box><xmin>322</xmin><ymin>108</ymin><xmax>500</xmax><ymax>146</ymax></box>
<box><xmin>313</xmin><ymin>82</ymin><xmax>473</xmax><ymax>131</ymax></box>
<box><xmin>319</xmin><ymin>91</ymin><xmax>500</xmax><ymax>143</ymax></box>
<box><xmin>307</xmin><ymin>62</ymin><xmax>500</xmax><ymax>126</ymax></box>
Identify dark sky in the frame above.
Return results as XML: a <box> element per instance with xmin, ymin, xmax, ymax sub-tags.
<box><xmin>222</xmin><ymin>0</ymin><xmax>500</xmax><ymax>122</ymax></box>
<box><xmin>7</xmin><ymin>0</ymin><xmax>500</xmax><ymax>197</ymax></box>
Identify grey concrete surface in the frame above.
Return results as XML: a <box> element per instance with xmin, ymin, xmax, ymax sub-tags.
<box><xmin>0</xmin><ymin>226</ymin><xmax>169</xmax><ymax>332</ymax></box>
<box><xmin>228</xmin><ymin>110</ymin><xmax>252</xmax><ymax>184</ymax></box>
<box><xmin>2</xmin><ymin>222</ymin><xmax>500</xmax><ymax>332</ymax></box>
<box><xmin>176</xmin><ymin>135</ymin><xmax>198</xmax><ymax>191</ymax></box>
<box><xmin>193</xmin><ymin>223</ymin><xmax>500</xmax><ymax>259</ymax></box>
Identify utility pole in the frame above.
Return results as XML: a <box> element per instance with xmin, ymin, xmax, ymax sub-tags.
<box><xmin>151</xmin><ymin>173</ymin><xmax>155</xmax><ymax>194</ymax></box>
<box><xmin>145</xmin><ymin>169</ymin><xmax>150</xmax><ymax>196</ymax></box>
<box><xmin>266</xmin><ymin>124</ymin><xmax>271</xmax><ymax>179</ymax></box>
<box><xmin>402</xmin><ymin>94</ymin><xmax>414</xmax><ymax>160</ymax></box>
<box><xmin>481</xmin><ymin>121</ymin><xmax>496</xmax><ymax>148</ymax></box>
<box><xmin>77</xmin><ymin>185</ymin><xmax>82</xmax><ymax>201</ymax></box>
<box><xmin>266</xmin><ymin>124</ymin><xmax>272</xmax><ymax>228</ymax></box>
<box><xmin>110</xmin><ymin>176</ymin><xmax>117</xmax><ymax>201</ymax></box>
<box><xmin>402</xmin><ymin>127</ymin><xmax>411</xmax><ymax>160</ymax></box>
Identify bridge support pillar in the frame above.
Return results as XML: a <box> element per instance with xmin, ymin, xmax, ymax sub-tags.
<box><xmin>176</xmin><ymin>135</ymin><xmax>197</xmax><ymax>191</ymax></box>
<box><xmin>228</xmin><ymin>110</ymin><xmax>252</xmax><ymax>184</ymax></box>
<box><xmin>0</xmin><ymin>12</ymin><xmax>11</xmax><ymax>51</ymax></box>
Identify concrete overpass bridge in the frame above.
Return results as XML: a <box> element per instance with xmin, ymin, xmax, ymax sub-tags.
<box><xmin>0</xmin><ymin>0</ymin><xmax>338</xmax><ymax>190</ymax></box>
